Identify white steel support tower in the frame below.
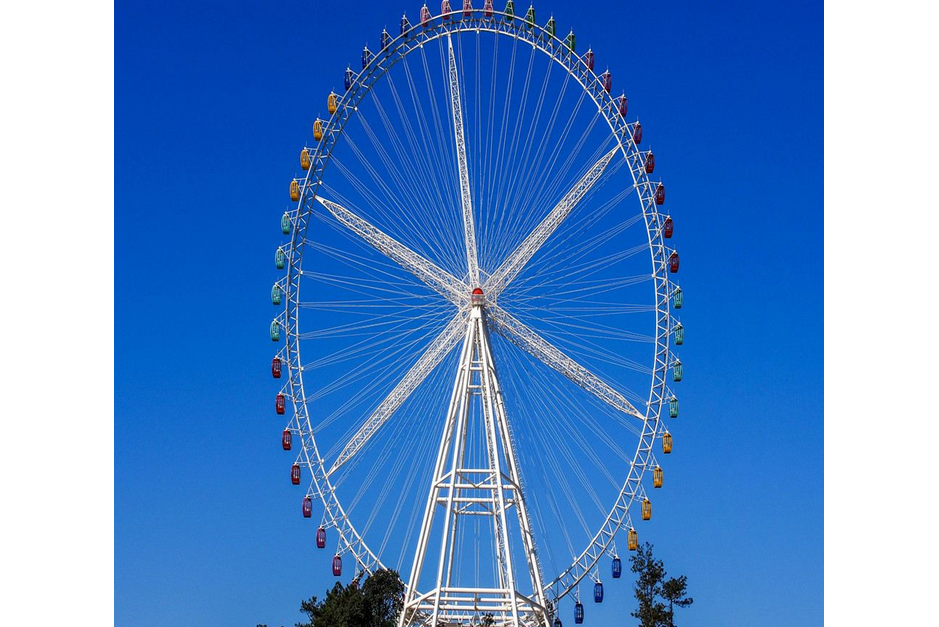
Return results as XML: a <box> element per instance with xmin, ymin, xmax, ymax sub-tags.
<box><xmin>401</xmin><ymin>290</ymin><xmax>550</xmax><ymax>627</ymax></box>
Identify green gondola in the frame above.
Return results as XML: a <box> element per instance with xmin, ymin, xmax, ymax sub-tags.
<box><xmin>668</xmin><ymin>396</ymin><xmax>679</xmax><ymax>418</ymax></box>
<box><xmin>275</xmin><ymin>247</ymin><xmax>286</xmax><ymax>270</ymax></box>
<box><xmin>546</xmin><ymin>15</ymin><xmax>556</xmax><ymax>37</ymax></box>
<box><xmin>673</xmin><ymin>286</ymin><xmax>683</xmax><ymax>309</ymax></box>
<box><xmin>524</xmin><ymin>5</ymin><xmax>535</xmax><ymax>28</ymax></box>
<box><xmin>672</xmin><ymin>359</ymin><xmax>682</xmax><ymax>382</ymax></box>
<box><xmin>281</xmin><ymin>212</ymin><xmax>292</xmax><ymax>235</ymax></box>
<box><xmin>674</xmin><ymin>323</ymin><xmax>684</xmax><ymax>345</ymax></box>
<box><xmin>504</xmin><ymin>1</ymin><xmax>514</xmax><ymax>21</ymax></box>
<box><xmin>565</xmin><ymin>30</ymin><xmax>576</xmax><ymax>53</ymax></box>
<box><xmin>270</xmin><ymin>320</ymin><xmax>281</xmax><ymax>342</ymax></box>
<box><xmin>272</xmin><ymin>283</ymin><xmax>282</xmax><ymax>306</ymax></box>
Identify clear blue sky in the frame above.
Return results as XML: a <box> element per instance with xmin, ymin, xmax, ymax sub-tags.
<box><xmin>115</xmin><ymin>1</ymin><xmax>822</xmax><ymax>626</ymax></box>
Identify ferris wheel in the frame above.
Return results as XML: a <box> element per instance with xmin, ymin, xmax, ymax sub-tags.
<box><xmin>270</xmin><ymin>3</ymin><xmax>683</xmax><ymax>626</ymax></box>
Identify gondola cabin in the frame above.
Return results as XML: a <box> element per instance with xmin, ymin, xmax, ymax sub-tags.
<box><xmin>642</xmin><ymin>498</ymin><xmax>652</xmax><ymax>521</ymax></box>
<box><xmin>271</xmin><ymin>283</ymin><xmax>282</xmax><ymax>306</ymax></box>
<box><xmin>663</xmin><ymin>216</ymin><xmax>673</xmax><ymax>238</ymax></box>
<box><xmin>594</xmin><ymin>582</ymin><xmax>604</xmax><ymax>603</ymax></box>
<box><xmin>332</xmin><ymin>555</ymin><xmax>343</xmax><ymax>576</ymax></box>
<box><xmin>290</xmin><ymin>180</ymin><xmax>300</xmax><ymax>201</ymax></box>
<box><xmin>672</xmin><ymin>359</ymin><xmax>683</xmax><ymax>381</ymax></box>
<box><xmin>441</xmin><ymin>1</ymin><xmax>451</xmax><ymax>20</ymax></box>
<box><xmin>662</xmin><ymin>431</ymin><xmax>673</xmax><ymax>454</ymax></box>
<box><xmin>300</xmin><ymin>148</ymin><xmax>311</xmax><ymax>170</ymax></box>
<box><xmin>525</xmin><ymin>5</ymin><xmax>535</xmax><ymax>27</ymax></box>
<box><xmin>328</xmin><ymin>92</ymin><xmax>338</xmax><ymax>114</ymax></box>
<box><xmin>291</xmin><ymin>462</ymin><xmax>301</xmax><ymax>484</ymax></box>
<box><xmin>505</xmin><ymin>1</ymin><xmax>515</xmax><ymax>21</ymax></box>
<box><xmin>484</xmin><ymin>0</ymin><xmax>494</xmax><ymax>18</ymax></box>
<box><xmin>673</xmin><ymin>286</ymin><xmax>683</xmax><ymax>309</ymax></box>
<box><xmin>546</xmin><ymin>15</ymin><xmax>555</xmax><ymax>36</ymax></box>
<box><xmin>668</xmin><ymin>396</ymin><xmax>678</xmax><ymax>418</ymax></box>
<box><xmin>275</xmin><ymin>247</ymin><xmax>286</xmax><ymax>269</ymax></box>
<box><xmin>618</xmin><ymin>94</ymin><xmax>628</xmax><ymax>117</ymax></box>
<box><xmin>565</xmin><ymin>30</ymin><xmax>576</xmax><ymax>52</ymax></box>
<box><xmin>574</xmin><ymin>602</ymin><xmax>584</xmax><ymax>624</ymax></box>
<box><xmin>669</xmin><ymin>252</ymin><xmax>680</xmax><ymax>274</ymax></box>
<box><xmin>270</xmin><ymin>320</ymin><xmax>281</xmax><ymax>342</ymax></box>
<box><xmin>464</xmin><ymin>0</ymin><xmax>473</xmax><ymax>18</ymax></box>
<box><xmin>553</xmin><ymin>619</ymin><xmax>563</xmax><ymax>627</ymax></box>
<box><xmin>421</xmin><ymin>4</ymin><xmax>431</xmax><ymax>26</ymax></box>
<box><xmin>282</xmin><ymin>429</ymin><xmax>291</xmax><ymax>450</ymax></box>
<box><xmin>317</xmin><ymin>527</ymin><xmax>327</xmax><ymax>549</ymax></box>
<box><xmin>282</xmin><ymin>212</ymin><xmax>292</xmax><ymax>235</ymax></box>
<box><xmin>276</xmin><ymin>393</ymin><xmax>286</xmax><ymax>415</ymax></box>
<box><xmin>361</xmin><ymin>45</ymin><xmax>372</xmax><ymax>69</ymax></box>
<box><xmin>344</xmin><ymin>67</ymin><xmax>354</xmax><ymax>90</ymax></box>
<box><xmin>381</xmin><ymin>29</ymin><xmax>391</xmax><ymax>50</ymax></box>
<box><xmin>653</xmin><ymin>466</ymin><xmax>663</xmax><ymax>488</ymax></box>
<box><xmin>302</xmin><ymin>496</ymin><xmax>312</xmax><ymax>518</ymax></box>
<box><xmin>272</xmin><ymin>357</ymin><xmax>282</xmax><ymax>379</ymax></box>
<box><xmin>601</xmin><ymin>70</ymin><xmax>612</xmax><ymax>93</ymax></box>
<box><xmin>655</xmin><ymin>183</ymin><xmax>666</xmax><ymax>205</ymax></box>
<box><xmin>633</xmin><ymin>122</ymin><xmax>643</xmax><ymax>144</ymax></box>
<box><xmin>400</xmin><ymin>13</ymin><xmax>411</xmax><ymax>35</ymax></box>
<box><xmin>628</xmin><ymin>528</ymin><xmax>638</xmax><ymax>550</ymax></box>
<box><xmin>313</xmin><ymin>119</ymin><xmax>324</xmax><ymax>141</ymax></box>
<box><xmin>645</xmin><ymin>151</ymin><xmax>655</xmax><ymax>173</ymax></box>
<box><xmin>612</xmin><ymin>557</ymin><xmax>622</xmax><ymax>578</ymax></box>
<box><xmin>674</xmin><ymin>323</ymin><xmax>684</xmax><ymax>345</ymax></box>
<box><xmin>584</xmin><ymin>49</ymin><xmax>594</xmax><ymax>70</ymax></box>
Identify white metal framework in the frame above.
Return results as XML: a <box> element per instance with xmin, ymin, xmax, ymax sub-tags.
<box><xmin>272</xmin><ymin>6</ymin><xmax>682</xmax><ymax>627</ymax></box>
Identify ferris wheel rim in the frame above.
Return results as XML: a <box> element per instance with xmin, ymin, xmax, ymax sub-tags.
<box><xmin>275</xmin><ymin>9</ymin><xmax>678</xmax><ymax>605</ymax></box>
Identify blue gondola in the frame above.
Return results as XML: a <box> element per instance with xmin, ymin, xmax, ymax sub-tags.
<box><xmin>594</xmin><ymin>582</ymin><xmax>604</xmax><ymax>603</ymax></box>
<box><xmin>400</xmin><ymin>13</ymin><xmax>411</xmax><ymax>35</ymax></box>
<box><xmin>612</xmin><ymin>557</ymin><xmax>622</xmax><ymax>578</ymax></box>
<box><xmin>344</xmin><ymin>67</ymin><xmax>354</xmax><ymax>91</ymax></box>
<box><xmin>574</xmin><ymin>602</ymin><xmax>584</xmax><ymax>624</ymax></box>
<box><xmin>381</xmin><ymin>29</ymin><xmax>391</xmax><ymax>50</ymax></box>
<box><xmin>361</xmin><ymin>45</ymin><xmax>373</xmax><ymax>69</ymax></box>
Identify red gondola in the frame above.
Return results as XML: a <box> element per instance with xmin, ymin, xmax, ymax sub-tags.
<box><xmin>663</xmin><ymin>216</ymin><xmax>673</xmax><ymax>238</ymax></box>
<box><xmin>463</xmin><ymin>0</ymin><xmax>473</xmax><ymax>17</ymax></box>
<box><xmin>644</xmin><ymin>151</ymin><xmax>655</xmax><ymax>173</ymax></box>
<box><xmin>316</xmin><ymin>526</ymin><xmax>327</xmax><ymax>549</ymax></box>
<box><xmin>332</xmin><ymin>554</ymin><xmax>343</xmax><ymax>576</ymax></box>
<box><xmin>618</xmin><ymin>94</ymin><xmax>628</xmax><ymax>117</ymax></box>
<box><xmin>271</xmin><ymin>357</ymin><xmax>282</xmax><ymax>379</ymax></box>
<box><xmin>442</xmin><ymin>0</ymin><xmax>451</xmax><ymax>20</ymax></box>
<box><xmin>291</xmin><ymin>463</ymin><xmax>301</xmax><ymax>485</ymax></box>
<box><xmin>282</xmin><ymin>429</ymin><xmax>292</xmax><ymax>451</ymax></box>
<box><xmin>421</xmin><ymin>3</ymin><xmax>431</xmax><ymax>26</ymax></box>
<box><xmin>484</xmin><ymin>0</ymin><xmax>493</xmax><ymax>17</ymax></box>
<box><xmin>633</xmin><ymin>122</ymin><xmax>643</xmax><ymax>144</ymax></box>
<box><xmin>584</xmin><ymin>49</ymin><xmax>595</xmax><ymax>70</ymax></box>
<box><xmin>601</xmin><ymin>70</ymin><xmax>612</xmax><ymax>93</ymax></box>
<box><xmin>302</xmin><ymin>496</ymin><xmax>312</xmax><ymax>518</ymax></box>
<box><xmin>669</xmin><ymin>252</ymin><xmax>680</xmax><ymax>273</ymax></box>
<box><xmin>655</xmin><ymin>183</ymin><xmax>665</xmax><ymax>205</ymax></box>
<box><xmin>276</xmin><ymin>393</ymin><xmax>286</xmax><ymax>415</ymax></box>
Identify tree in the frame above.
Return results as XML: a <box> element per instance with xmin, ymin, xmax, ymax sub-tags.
<box><xmin>294</xmin><ymin>569</ymin><xmax>405</xmax><ymax>627</ymax></box>
<box><xmin>661</xmin><ymin>575</ymin><xmax>693</xmax><ymax>627</ymax></box>
<box><xmin>629</xmin><ymin>543</ymin><xmax>693</xmax><ymax>627</ymax></box>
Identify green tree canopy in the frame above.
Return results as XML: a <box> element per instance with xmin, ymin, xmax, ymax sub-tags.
<box><xmin>294</xmin><ymin>569</ymin><xmax>404</xmax><ymax>627</ymax></box>
<box><xmin>629</xmin><ymin>543</ymin><xmax>693</xmax><ymax>627</ymax></box>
